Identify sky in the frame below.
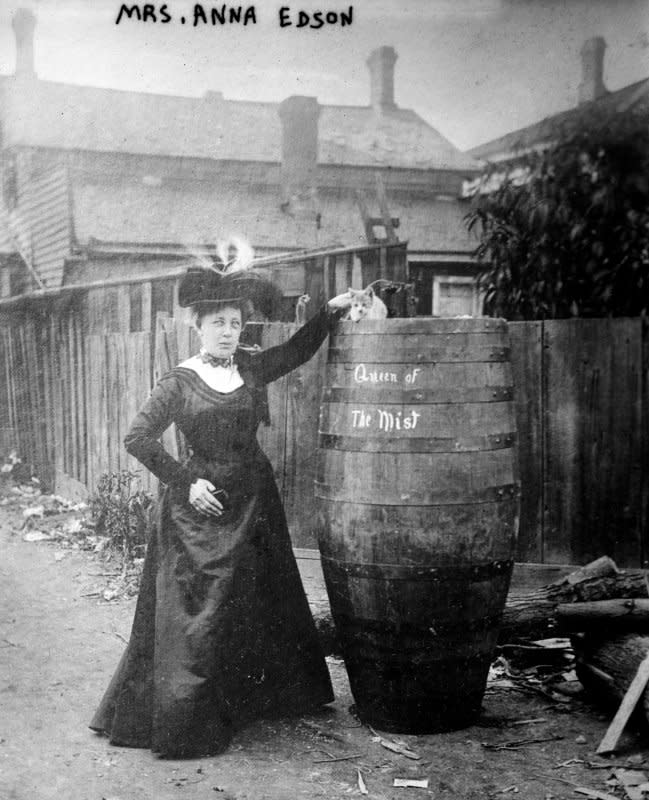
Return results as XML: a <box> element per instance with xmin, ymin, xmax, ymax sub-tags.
<box><xmin>0</xmin><ymin>0</ymin><xmax>647</xmax><ymax>151</ymax></box>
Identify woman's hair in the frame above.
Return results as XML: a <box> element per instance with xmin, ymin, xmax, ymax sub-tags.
<box><xmin>191</xmin><ymin>299</ymin><xmax>253</xmax><ymax>328</ymax></box>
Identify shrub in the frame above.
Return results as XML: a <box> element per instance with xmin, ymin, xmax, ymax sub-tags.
<box><xmin>90</xmin><ymin>470</ymin><xmax>154</xmax><ymax>564</ymax></box>
<box><xmin>465</xmin><ymin>107</ymin><xmax>649</xmax><ymax>319</ymax></box>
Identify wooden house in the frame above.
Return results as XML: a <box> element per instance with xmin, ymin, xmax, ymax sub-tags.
<box><xmin>0</xmin><ymin>9</ymin><xmax>481</xmax><ymax>319</ymax></box>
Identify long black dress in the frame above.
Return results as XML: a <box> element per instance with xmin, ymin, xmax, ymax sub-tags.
<box><xmin>90</xmin><ymin>306</ymin><xmax>339</xmax><ymax>758</ymax></box>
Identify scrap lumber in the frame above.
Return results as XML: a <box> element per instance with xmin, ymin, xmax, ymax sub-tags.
<box><xmin>557</xmin><ymin>599</ymin><xmax>649</xmax><ymax>632</ymax></box>
<box><xmin>572</xmin><ymin>633</ymin><xmax>649</xmax><ymax>729</ymax></box>
<box><xmin>596</xmin><ymin>649</ymin><xmax>649</xmax><ymax>754</ymax></box>
<box><xmin>499</xmin><ymin>557</ymin><xmax>649</xmax><ymax>644</ymax></box>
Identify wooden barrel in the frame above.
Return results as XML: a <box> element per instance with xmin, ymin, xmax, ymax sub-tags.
<box><xmin>315</xmin><ymin>317</ymin><xmax>519</xmax><ymax>733</ymax></box>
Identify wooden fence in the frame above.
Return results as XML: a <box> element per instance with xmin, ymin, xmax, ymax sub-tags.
<box><xmin>0</xmin><ymin>306</ymin><xmax>646</xmax><ymax>567</ymax></box>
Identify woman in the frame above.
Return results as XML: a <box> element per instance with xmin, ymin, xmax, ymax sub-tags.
<box><xmin>90</xmin><ymin>267</ymin><xmax>350</xmax><ymax>758</ymax></box>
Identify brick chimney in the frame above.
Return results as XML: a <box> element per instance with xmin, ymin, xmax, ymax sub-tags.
<box><xmin>367</xmin><ymin>46</ymin><xmax>398</xmax><ymax>112</ymax></box>
<box><xmin>278</xmin><ymin>95</ymin><xmax>320</xmax><ymax>206</ymax></box>
<box><xmin>12</xmin><ymin>8</ymin><xmax>37</xmax><ymax>79</ymax></box>
<box><xmin>578</xmin><ymin>37</ymin><xmax>607</xmax><ymax>105</ymax></box>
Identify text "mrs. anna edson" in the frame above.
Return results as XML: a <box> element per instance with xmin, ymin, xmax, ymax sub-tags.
<box><xmin>115</xmin><ymin>4</ymin><xmax>354</xmax><ymax>27</ymax></box>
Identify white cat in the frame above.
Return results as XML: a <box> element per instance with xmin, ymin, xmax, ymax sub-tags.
<box><xmin>344</xmin><ymin>286</ymin><xmax>388</xmax><ymax>321</ymax></box>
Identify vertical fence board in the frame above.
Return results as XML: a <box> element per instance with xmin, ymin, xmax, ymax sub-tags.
<box><xmin>509</xmin><ymin>321</ymin><xmax>544</xmax><ymax>562</ymax></box>
<box><xmin>105</xmin><ymin>335</ymin><xmax>126</xmax><ymax>474</ymax></box>
<box><xmin>283</xmin><ymin>330</ymin><xmax>327</xmax><ymax>548</ymax></box>
<box><xmin>116</xmin><ymin>284</ymin><xmax>131</xmax><ymax>333</ymax></box>
<box><xmin>50</xmin><ymin>317</ymin><xmax>64</xmax><ymax>479</ymax></box>
<box><xmin>86</xmin><ymin>336</ymin><xmax>108</xmax><ymax>493</ymax></box>
<box><xmin>39</xmin><ymin>322</ymin><xmax>55</xmax><ymax>483</ymax></box>
<box><xmin>154</xmin><ymin>314</ymin><xmax>180</xmax><ymax>462</ymax></box>
<box><xmin>75</xmin><ymin>314</ymin><xmax>88</xmax><ymax>487</ymax></box>
<box><xmin>642</xmin><ymin>320</ymin><xmax>649</xmax><ymax>568</ymax></box>
<box><xmin>256</xmin><ymin>325</ymin><xmax>291</xmax><ymax>507</ymax></box>
<box><xmin>543</xmin><ymin>318</ymin><xmax>643</xmax><ymax>566</ymax></box>
<box><xmin>65</xmin><ymin>315</ymin><xmax>79</xmax><ymax>480</ymax></box>
<box><xmin>125</xmin><ymin>332</ymin><xmax>154</xmax><ymax>493</ymax></box>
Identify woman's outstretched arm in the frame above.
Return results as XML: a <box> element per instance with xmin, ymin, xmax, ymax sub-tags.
<box><xmin>246</xmin><ymin>298</ymin><xmax>349</xmax><ymax>385</ymax></box>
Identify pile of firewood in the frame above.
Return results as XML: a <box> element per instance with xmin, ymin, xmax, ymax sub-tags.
<box><xmin>501</xmin><ymin>555</ymin><xmax>649</xmax><ymax>752</ymax></box>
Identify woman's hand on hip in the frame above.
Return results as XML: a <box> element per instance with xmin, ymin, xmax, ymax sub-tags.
<box><xmin>188</xmin><ymin>478</ymin><xmax>224</xmax><ymax>517</ymax></box>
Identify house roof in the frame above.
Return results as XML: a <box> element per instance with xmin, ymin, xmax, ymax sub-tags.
<box><xmin>468</xmin><ymin>77</ymin><xmax>649</xmax><ymax>162</ymax></box>
<box><xmin>70</xmin><ymin>173</ymin><xmax>475</xmax><ymax>257</ymax></box>
<box><xmin>0</xmin><ymin>76</ymin><xmax>479</xmax><ymax>173</ymax></box>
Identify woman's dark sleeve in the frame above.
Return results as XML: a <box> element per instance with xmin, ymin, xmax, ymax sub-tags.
<box><xmin>250</xmin><ymin>304</ymin><xmax>344</xmax><ymax>385</ymax></box>
<box><xmin>123</xmin><ymin>374</ymin><xmax>195</xmax><ymax>494</ymax></box>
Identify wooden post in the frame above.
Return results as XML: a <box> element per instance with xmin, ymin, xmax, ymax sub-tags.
<box><xmin>596</xmin><ymin>650</ymin><xmax>649</xmax><ymax>754</ymax></box>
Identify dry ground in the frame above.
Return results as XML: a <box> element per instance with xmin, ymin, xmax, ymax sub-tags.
<box><xmin>1</xmin><ymin>488</ymin><xmax>648</xmax><ymax>800</ymax></box>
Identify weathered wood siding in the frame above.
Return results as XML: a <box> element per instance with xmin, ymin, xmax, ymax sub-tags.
<box><xmin>24</xmin><ymin>163</ymin><xmax>71</xmax><ymax>288</ymax></box>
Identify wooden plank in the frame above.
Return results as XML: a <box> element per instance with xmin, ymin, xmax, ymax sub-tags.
<box><xmin>596</xmin><ymin>650</ymin><xmax>649</xmax><ymax>754</ymax></box>
<box><xmin>116</xmin><ymin>284</ymin><xmax>131</xmax><ymax>334</ymax></box>
<box><xmin>74</xmin><ymin>313</ymin><xmax>88</xmax><ymax>486</ymax></box>
<box><xmin>85</xmin><ymin>335</ymin><xmax>108</xmax><ymax>493</ymax></box>
<box><xmin>66</xmin><ymin>314</ymin><xmax>79</xmax><ymax>480</ymax></box>
<box><xmin>50</xmin><ymin>316</ymin><xmax>65</xmax><ymax>479</ymax></box>
<box><xmin>642</xmin><ymin>320</ymin><xmax>649</xmax><ymax>568</ymax></box>
<box><xmin>389</xmin><ymin>242</ymin><xmax>408</xmax><ymax>284</ymax></box>
<box><xmin>323</xmin><ymin>255</ymin><xmax>333</xmax><ymax>301</ymax></box>
<box><xmin>86</xmin><ymin>288</ymin><xmax>105</xmax><ymax>336</ymax></box>
<box><xmin>105</xmin><ymin>335</ymin><xmax>124</xmax><ymax>473</ymax></box>
<box><xmin>153</xmin><ymin>313</ymin><xmax>179</xmax><ymax>461</ymax></box>
<box><xmin>16</xmin><ymin>324</ymin><xmax>37</xmax><ymax>475</ymax></box>
<box><xmin>38</xmin><ymin>322</ymin><xmax>55</xmax><ymax>481</ymax></box>
<box><xmin>283</xmin><ymin>328</ymin><xmax>328</xmax><ymax>548</ymax></box>
<box><xmin>378</xmin><ymin>243</ymin><xmax>388</xmax><ymax>280</ymax></box>
<box><xmin>333</xmin><ymin>253</ymin><xmax>347</xmax><ymax>296</ymax></box>
<box><xmin>141</xmin><ymin>281</ymin><xmax>152</xmax><ymax>336</ymax></box>
<box><xmin>24</xmin><ymin>318</ymin><xmax>48</xmax><ymax>485</ymax></box>
<box><xmin>125</xmin><ymin>332</ymin><xmax>154</xmax><ymax>492</ymax></box>
<box><xmin>56</xmin><ymin>317</ymin><xmax>70</xmax><ymax>476</ymax></box>
<box><xmin>304</xmin><ymin>260</ymin><xmax>325</xmax><ymax>309</ymax></box>
<box><xmin>0</xmin><ymin>330</ymin><xmax>14</xmax><ymax>433</ymax></box>
<box><xmin>509</xmin><ymin>321</ymin><xmax>543</xmax><ymax>563</ymax></box>
<box><xmin>345</xmin><ymin>252</ymin><xmax>354</xmax><ymax>289</ymax></box>
<box><xmin>543</xmin><ymin>319</ymin><xmax>644</xmax><ymax>567</ymax></box>
<box><xmin>256</xmin><ymin>324</ymin><xmax>291</xmax><ymax>515</ymax></box>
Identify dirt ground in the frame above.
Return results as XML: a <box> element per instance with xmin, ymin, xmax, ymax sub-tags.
<box><xmin>2</xmin><ymin>489</ymin><xmax>649</xmax><ymax>800</ymax></box>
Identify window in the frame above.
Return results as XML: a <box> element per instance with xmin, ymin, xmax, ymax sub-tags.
<box><xmin>432</xmin><ymin>275</ymin><xmax>482</xmax><ymax>317</ymax></box>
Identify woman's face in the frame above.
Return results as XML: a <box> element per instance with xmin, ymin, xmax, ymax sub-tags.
<box><xmin>197</xmin><ymin>305</ymin><xmax>243</xmax><ymax>358</ymax></box>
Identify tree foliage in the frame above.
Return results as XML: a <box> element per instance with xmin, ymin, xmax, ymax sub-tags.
<box><xmin>465</xmin><ymin>107</ymin><xmax>649</xmax><ymax>319</ymax></box>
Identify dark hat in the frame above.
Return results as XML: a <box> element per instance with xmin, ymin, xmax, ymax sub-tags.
<box><xmin>178</xmin><ymin>267</ymin><xmax>283</xmax><ymax>319</ymax></box>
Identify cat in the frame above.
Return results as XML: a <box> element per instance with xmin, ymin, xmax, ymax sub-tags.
<box><xmin>344</xmin><ymin>286</ymin><xmax>388</xmax><ymax>321</ymax></box>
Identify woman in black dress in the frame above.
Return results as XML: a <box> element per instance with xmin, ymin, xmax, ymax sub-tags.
<box><xmin>90</xmin><ymin>267</ymin><xmax>350</xmax><ymax>758</ymax></box>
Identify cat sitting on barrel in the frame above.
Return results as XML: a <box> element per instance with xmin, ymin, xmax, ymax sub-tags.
<box><xmin>329</xmin><ymin>280</ymin><xmax>415</xmax><ymax>321</ymax></box>
<box><xmin>344</xmin><ymin>286</ymin><xmax>388</xmax><ymax>321</ymax></box>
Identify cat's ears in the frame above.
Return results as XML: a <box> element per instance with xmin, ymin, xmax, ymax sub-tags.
<box><xmin>347</xmin><ymin>286</ymin><xmax>375</xmax><ymax>296</ymax></box>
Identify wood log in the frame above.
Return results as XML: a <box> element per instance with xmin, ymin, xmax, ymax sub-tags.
<box><xmin>498</xmin><ymin>557</ymin><xmax>649</xmax><ymax>644</ymax></box>
<box><xmin>557</xmin><ymin>599</ymin><xmax>649</xmax><ymax>632</ymax></box>
<box><xmin>572</xmin><ymin>632</ymin><xmax>649</xmax><ymax>725</ymax></box>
